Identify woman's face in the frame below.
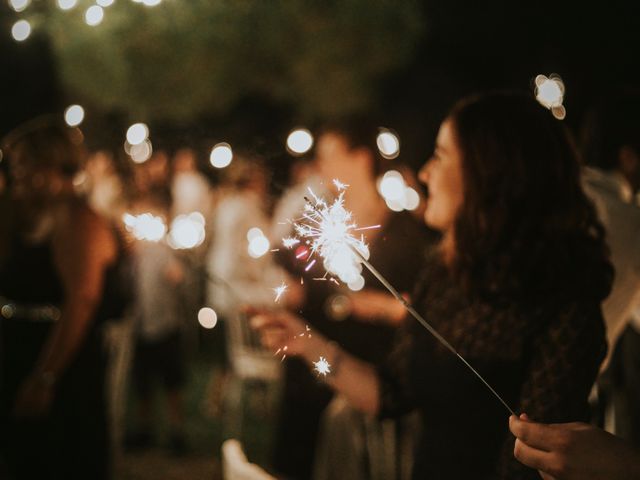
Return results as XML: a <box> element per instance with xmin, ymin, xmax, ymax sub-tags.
<box><xmin>418</xmin><ymin>119</ymin><xmax>464</xmax><ymax>232</ymax></box>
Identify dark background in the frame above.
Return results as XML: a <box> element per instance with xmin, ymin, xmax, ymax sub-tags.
<box><xmin>2</xmin><ymin>0</ymin><xmax>639</xmax><ymax>171</ymax></box>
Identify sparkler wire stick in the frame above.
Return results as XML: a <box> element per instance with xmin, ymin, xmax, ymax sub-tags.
<box><xmin>351</xmin><ymin>247</ymin><xmax>516</xmax><ymax>416</ymax></box>
<box><xmin>296</xmin><ymin>193</ymin><xmax>515</xmax><ymax>416</ymax></box>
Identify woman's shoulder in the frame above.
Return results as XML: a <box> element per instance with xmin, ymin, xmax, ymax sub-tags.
<box><xmin>55</xmin><ymin>200</ymin><xmax>117</xmax><ymax>261</ymax></box>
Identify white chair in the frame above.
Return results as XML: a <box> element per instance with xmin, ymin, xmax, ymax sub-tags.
<box><xmin>313</xmin><ymin>395</ymin><xmax>420</xmax><ymax>480</ymax></box>
<box><xmin>223</xmin><ymin>312</ymin><xmax>282</xmax><ymax>439</ymax></box>
<box><xmin>222</xmin><ymin>439</ymin><xmax>277</xmax><ymax>480</ymax></box>
<box><xmin>225</xmin><ymin>311</ymin><xmax>282</xmax><ymax>382</ymax></box>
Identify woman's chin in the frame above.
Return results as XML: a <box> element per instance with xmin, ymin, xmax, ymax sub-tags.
<box><xmin>423</xmin><ymin>210</ymin><xmax>441</xmax><ymax>231</ymax></box>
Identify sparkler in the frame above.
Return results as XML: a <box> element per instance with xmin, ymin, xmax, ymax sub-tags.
<box><xmin>273</xmin><ymin>282</ymin><xmax>288</xmax><ymax>303</ymax></box>
<box><xmin>313</xmin><ymin>356</ymin><xmax>331</xmax><ymax>376</ymax></box>
<box><xmin>287</xmin><ymin>184</ymin><xmax>516</xmax><ymax>416</ymax></box>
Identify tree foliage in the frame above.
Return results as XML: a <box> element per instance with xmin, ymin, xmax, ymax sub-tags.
<box><xmin>41</xmin><ymin>0</ymin><xmax>423</xmax><ymax>122</ymax></box>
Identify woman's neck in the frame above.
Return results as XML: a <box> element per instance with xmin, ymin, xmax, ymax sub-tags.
<box><xmin>440</xmin><ymin>230</ymin><xmax>456</xmax><ymax>266</ymax></box>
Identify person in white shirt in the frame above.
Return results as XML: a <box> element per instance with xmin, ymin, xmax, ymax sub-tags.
<box><xmin>581</xmin><ymin>94</ymin><xmax>640</xmax><ymax>443</ymax></box>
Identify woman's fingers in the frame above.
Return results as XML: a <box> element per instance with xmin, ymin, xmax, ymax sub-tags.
<box><xmin>510</xmin><ymin>415</ymin><xmax>563</xmax><ymax>452</ymax></box>
<box><xmin>250</xmin><ymin>311</ymin><xmax>307</xmax><ymax>354</ymax></box>
<box><xmin>513</xmin><ymin>438</ymin><xmax>556</xmax><ymax>472</ymax></box>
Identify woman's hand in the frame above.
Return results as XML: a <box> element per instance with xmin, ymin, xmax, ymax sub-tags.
<box><xmin>250</xmin><ymin>309</ymin><xmax>314</xmax><ymax>358</ymax></box>
<box><xmin>349</xmin><ymin>289</ymin><xmax>407</xmax><ymax>325</ymax></box>
<box><xmin>509</xmin><ymin>414</ymin><xmax>640</xmax><ymax>480</ymax></box>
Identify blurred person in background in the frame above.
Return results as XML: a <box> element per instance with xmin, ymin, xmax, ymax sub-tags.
<box><xmin>125</xmin><ymin>190</ymin><xmax>190</xmax><ymax>456</ymax></box>
<box><xmin>169</xmin><ymin>147</ymin><xmax>212</xmax><ymax>351</ymax></box>
<box><xmin>170</xmin><ymin>147</ymin><xmax>212</xmax><ymax>219</ymax></box>
<box><xmin>83</xmin><ymin>149</ymin><xmax>127</xmax><ymax>222</ymax></box>
<box><xmin>205</xmin><ymin>153</ymin><xmax>287</xmax><ymax>319</ymax></box>
<box><xmin>581</xmin><ymin>94</ymin><xmax>640</xmax><ymax>442</ymax></box>
<box><xmin>0</xmin><ymin>117</ymin><xmax>130</xmax><ymax>480</ymax></box>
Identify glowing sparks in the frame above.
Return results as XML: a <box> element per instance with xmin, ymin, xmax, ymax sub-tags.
<box><xmin>283</xmin><ymin>237</ymin><xmax>300</xmax><ymax>248</ymax></box>
<box><xmin>313</xmin><ymin>356</ymin><xmax>331</xmax><ymax>376</ymax></box>
<box><xmin>275</xmin><ymin>325</ymin><xmax>311</xmax><ymax>362</ymax></box>
<box><xmin>288</xmin><ymin>186</ymin><xmax>374</xmax><ymax>283</ymax></box>
<box><xmin>333</xmin><ymin>179</ymin><xmax>349</xmax><ymax>191</ymax></box>
<box><xmin>273</xmin><ymin>282</ymin><xmax>288</xmax><ymax>303</ymax></box>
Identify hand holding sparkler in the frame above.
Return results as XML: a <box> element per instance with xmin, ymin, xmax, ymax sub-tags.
<box><xmin>250</xmin><ymin>310</ymin><xmax>318</xmax><ymax>360</ymax></box>
<box><xmin>250</xmin><ymin>309</ymin><xmax>382</xmax><ymax>414</ymax></box>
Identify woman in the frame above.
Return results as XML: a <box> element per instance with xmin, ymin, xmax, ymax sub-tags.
<box><xmin>0</xmin><ymin>118</ymin><xmax>126</xmax><ymax>480</ymax></box>
<box><xmin>252</xmin><ymin>92</ymin><xmax>613</xmax><ymax>479</ymax></box>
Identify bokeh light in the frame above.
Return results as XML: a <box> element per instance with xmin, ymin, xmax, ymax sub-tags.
<box><xmin>551</xmin><ymin>105</ymin><xmax>566</xmax><ymax>120</ymax></box>
<box><xmin>377</xmin><ymin>170</ymin><xmax>421</xmax><ymax>212</ymax></box>
<box><xmin>535</xmin><ymin>74</ymin><xmax>564</xmax><ymax>109</ymax></box>
<box><xmin>376</xmin><ymin>129</ymin><xmax>400</xmax><ymax>159</ymax></box>
<box><xmin>57</xmin><ymin>0</ymin><xmax>78</xmax><ymax>10</ymax></box>
<box><xmin>378</xmin><ymin>170</ymin><xmax>405</xmax><ymax>201</ymax></box>
<box><xmin>85</xmin><ymin>5</ymin><xmax>104</xmax><ymax>26</ymax></box>
<box><xmin>11</xmin><ymin>20</ymin><xmax>31</xmax><ymax>42</ymax></box>
<box><xmin>96</xmin><ymin>0</ymin><xmax>114</xmax><ymax>7</ymax></box>
<box><xmin>248</xmin><ymin>233</ymin><xmax>270</xmax><ymax>258</ymax></box>
<box><xmin>210</xmin><ymin>142</ymin><xmax>233</xmax><ymax>169</ymax></box>
<box><xmin>142</xmin><ymin>0</ymin><xmax>162</xmax><ymax>6</ymax></box>
<box><xmin>122</xmin><ymin>213</ymin><xmax>166</xmax><ymax>241</ymax></box>
<box><xmin>169</xmin><ymin>213</ymin><xmax>206</xmax><ymax>249</ymax></box>
<box><xmin>64</xmin><ymin>105</ymin><xmax>85</xmax><ymax>127</ymax></box>
<box><xmin>246</xmin><ymin>227</ymin><xmax>264</xmax><ymax>242</ymax></box>
<box><xmin>9</xmin><ymin>0</ymin><xmax>30</xmax><ymax>13</ymax></box>
<box><xmin>129</xmin><ymin>139</ymin><xmax>153</xmax><ymax>164</ymax></box>
<box><xmin>198</xmin><ymin>307</ymin><xmax>218</xmax><ymax>329</ymax></box>
<box><xmin>403</xmin><ymin>187</ymin><xmax>420</xmax><ymax>211</ymax></box>
<box><xmin>126</xmin><ymin>123</ymin><xmax>149</xmax><ymax>145</ymax></box>
<box><xmin>286</xmin><ymin>128</ymin><xmax>314</xmax><ymax>155</ymax></box>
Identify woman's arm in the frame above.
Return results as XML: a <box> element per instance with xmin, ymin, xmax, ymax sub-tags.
<box><xmin>497</xmin><ymin>304</ymin><xmax>607</xmax><ymax>478</ymax></box>
<box><xmin>14</xmin><ymin>205</ymin><xmax>116</xmax><ymax>417</ymax></box>
<box><xmin>251</xmin><ymin>310</ymin><xmax>381</xmax><ymax>415</ymax></box>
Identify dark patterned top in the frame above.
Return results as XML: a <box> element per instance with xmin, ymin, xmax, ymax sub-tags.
<box><xmin>378</xmin><ymin>250</ymin><xmax>607</xmax><ymax>480</ymax></box>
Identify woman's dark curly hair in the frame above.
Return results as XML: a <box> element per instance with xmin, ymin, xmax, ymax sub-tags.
<box><xmin>447</xmin><ymin>92</ymin><xmax>613</xmax><ymax>307</ymax></box>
